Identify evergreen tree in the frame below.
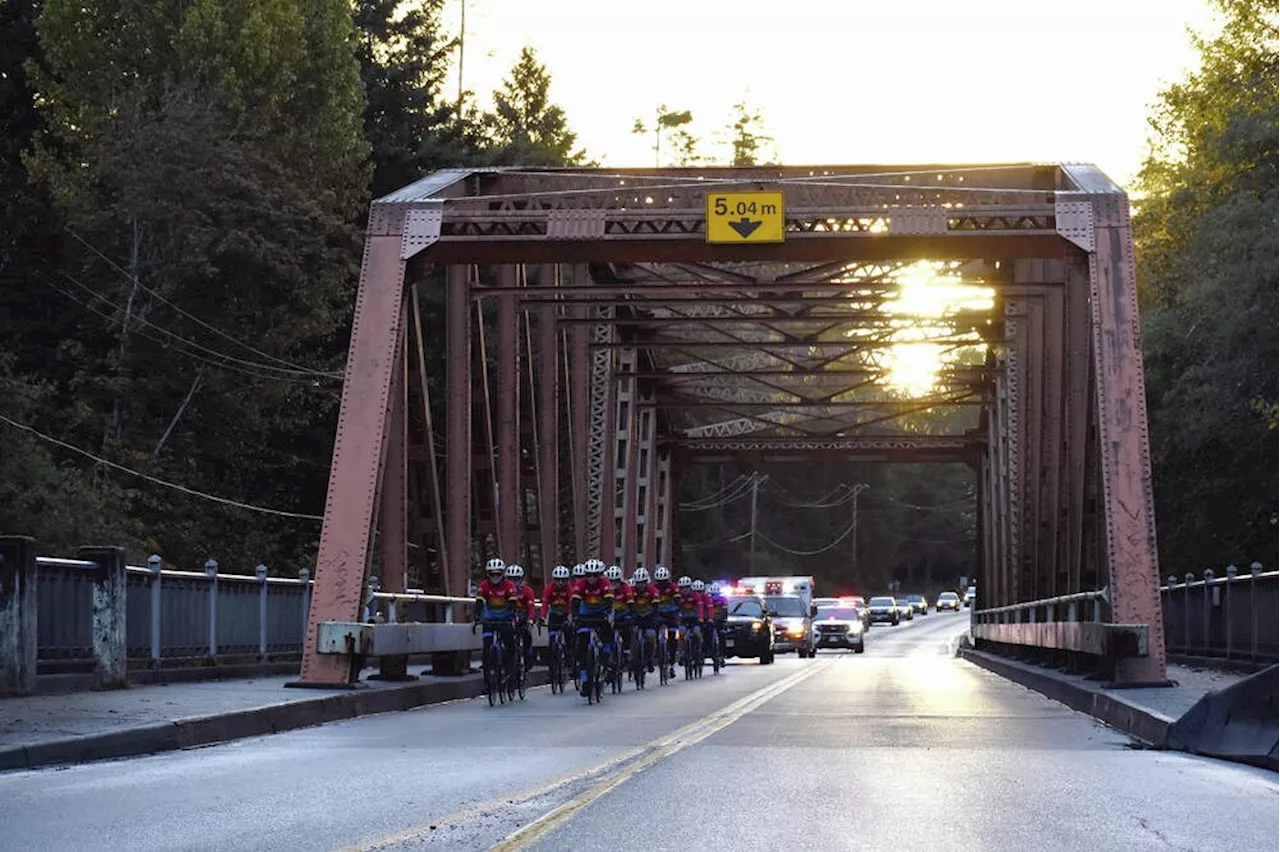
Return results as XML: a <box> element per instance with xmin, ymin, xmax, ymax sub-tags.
<box><xmin>486</xmin><ymin>46</ymin><xmax>586</xmax><ymax>166</ymax></box>
<box><xmin>725</xmin><ymin>101</ymin><xmax>773</xmax><ymax>167</ymax></box>
<box><xmin>632</xmin><ymin>105</ymin><xmax>700</xmax><ymax>167</ymax></box>
<box><xmin>1133</xmin><ymin>0</ymin><xmax>1278</xmax><ymax>568</ymax></box>
<box><xmin>24</xmin><ymin>0</ymin><xmax>370</xmax><ymax>569</ymax></box>
<box><xmin>355</xmin><ymin>0</ymin><xmax>486</xmax><ymax>196</ymax></box>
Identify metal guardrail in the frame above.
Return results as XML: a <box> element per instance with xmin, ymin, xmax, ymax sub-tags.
<box><xmin>974</xmin><ymin>588</ymin><xmax>1109</xmax><ymax>623</ymax></box>
<box><xmin>1160</xmin><ymin>564</ymin><xmax>1277</xmax><ymax>663</ymax></box>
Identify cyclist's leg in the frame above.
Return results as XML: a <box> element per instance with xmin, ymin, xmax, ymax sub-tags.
<box><xmin>521</xmin><ymin>623</ymin><xmax>533</xmax><ymax>671</ymax></box>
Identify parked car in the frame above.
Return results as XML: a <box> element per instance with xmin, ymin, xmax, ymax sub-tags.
<box><xmin>936</xmin><ymin>591</ymin><xmax>961</xmax><ymax>611</ymax></box>
<box><xmin>866</xmin><ymin>596</ymin><xmax>899</xmax><ymax>625</ymax></box>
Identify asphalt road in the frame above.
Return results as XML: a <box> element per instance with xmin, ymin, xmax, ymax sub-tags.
<box><xmin>1</xmin><ymin>611</ymin><xmax>1275</xmax><ymax>851</ymax></box>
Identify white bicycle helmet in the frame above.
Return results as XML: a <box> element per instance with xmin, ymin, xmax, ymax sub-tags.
<box><xmin>586</xmin><ymin>560</ymin><xmax>604</xmax><ymax>576</ymax></box>
<box><xmin>708</xmin><ymin>582</ymin><xmax>721</xmax><ymax>596</ymax></box>
<box><xmin>552</xmin><ymin>565</ymin><xmax>570</xmax><ymax>580</ymax></box>
<box><xmin>572</xmin><ymin>563</ymin><xmax>586</xmax><ymax>578</ymax></box>
<box><xmin>654</xmin><ymin>566</ymin><xmax>671</xmax><ymax>581</ymax></box>
<box><xmin>505</xmin><ymin>564</ymin><xmax>524</xmax><ymax>579</ymax></box>
<box><xmin>677</xmin><ymin>575</ymin><xmax>692</xmax><ymax>588</ymax></box>
<box><xmin>484</xmin><ymin>557</ymin><xmax>505</xmax><ymax>574</ymax></box>
<box><xmin>633</xmin><ymin>567</ymin><xmax>650</xmax><ymax>584</ymax></box>
<box><xmin>605</xmin><ymin>565</ymin><xmax>622</xmax><ymax>581</ymax></box>
<box><xmin>691</xmin><ymin>580</ymin><xmax>705</xmax><ymax>592</ymax></box>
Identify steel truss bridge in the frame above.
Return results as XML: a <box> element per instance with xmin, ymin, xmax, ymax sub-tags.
<box><xmin>296</xmin><ymin>163</ymin><xmax>1167</xmax><ymax>689</ymax></box>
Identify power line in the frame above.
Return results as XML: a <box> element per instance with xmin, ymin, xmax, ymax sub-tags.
<box><xmin>0</xmin><ymin>410</ymin><xmax>324</xmax><ymax>521</ymax></box>
<box><xmin>42</xmin><ymin>275</ymin><xmax>319</xmax><ymax>384</ymax></box>
<box><xmin>65</xmin><ymin>228</ymin><xmax>341</xmax><ymax>378</ymax></box>
<box><xmin>756</xmin><ymin>516</ymin><xmax>859</xmax><ymax>556</ymax></box>
<box><xmin>48</xmin><ymin>270</ymin><xmax>330</xmax><ymax>382</ymax></box>
<box><xmin>679</xmin><ymin>472</ymin><xmax>764</xmax><ymax>511</ymax></box>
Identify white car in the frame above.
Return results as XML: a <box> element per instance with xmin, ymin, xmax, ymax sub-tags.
<box><xmin>964</xmin><ymin>586</ymin><xmax>976</xmax><ymax>607</ymax></box>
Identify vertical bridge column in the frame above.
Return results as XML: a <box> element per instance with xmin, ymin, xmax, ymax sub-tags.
<box><xmin>1084</xmin><ymin>191</ymin><xmax>1168</xmax><ymax>685</ymax></box>
<box><xmin>81</xmin><ymin>545</ymin><xmax>127</xmax><ymax>689</ymax></box>
<box><xmin>615</xmin><ymin>349</ymin><xmax>640</xmax><ymax>568</ymax></box>
<box><xmin>639</xmin><ymin>395</ymin><xmax>659</xmax><ymax>571</ymax></box>
<box><xmin>445</xmin><ymin>264</ymin><xmax>473</xmax><ymax>600</ymax></box>
<box><xmin>296</xmin><ymin>206</ymin><xmax>410</xmax><ymax>687</ymax></box>
<box><xmin>568</xmin><ymin>265</ymin><xmax>590</xmax><ymax>557</ymax></box>
<box><xmin>496</xmin><ymin>265</ymin><xmax>521</xmax><ymax>563</ymax></box>
<box><xmin>537</xmin><ymin>265</ymin><xmax>560</xmax><ymax>576</ymax></box>
<box><xmin>0</xmin><ymin>536</ymin><xmax>38</xmax><ymax>696</ymax></box>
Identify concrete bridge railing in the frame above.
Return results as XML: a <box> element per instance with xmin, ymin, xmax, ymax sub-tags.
<box><xmin>0</xmin><ymin>536</ymin><xmax>496</xmax><ymax>695</ymax></box>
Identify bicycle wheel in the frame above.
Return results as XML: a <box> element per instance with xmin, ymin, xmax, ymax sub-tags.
<box><xmin>550</xmin><ymin>635</ymin><xmax>564</xmax><ymax>694</ymax></box>
<box><xmin>484</xmin><ymin>639</ymin><xmax>499</xmax><ymax>706</ymax></box>
<box><xmin>506</xmin><ymin>637</ymin><xmax>518</xmax><ymax>702</ymax></box>
<box><xmin>496</xmin><ymin>642</ymin><xmax>507</xmax><ymax>705</ymax></box>
<box><xmin>657</xmin><ymin>632</ymin><xmax>669</xmax><ymax>685</ymax></box>
<box><xmin>632</xmin><ymin>634</ymin><xmax>645</xmax><ymax>690</ymax></box>
<box><xmin>585</xmin><ymin>642</ymin><xmax>597</xmax><ymax>705</ymax></box>
<box><xmin>711</xmin><ymin>631</ymin><xmax>721</xmax><ymax>675</ymax></box>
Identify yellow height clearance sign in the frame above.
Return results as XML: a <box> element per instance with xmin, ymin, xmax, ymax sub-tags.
<box><xmin>705</xmin><ymin>191</ymin><xmax>785</xmax><ymax>243</ymax></box>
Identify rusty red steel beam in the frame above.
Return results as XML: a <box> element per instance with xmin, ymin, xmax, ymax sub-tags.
<box><xmin>568</xmin><ymin>268</ymin><xmax>590</xmax><ymax>556</ymax></box>
<box><xmin>1085</xmin><ymin>190</ymin><xmax>1166</xmax><ymax>685</ymax></box>
<box><xmin>297</xmin><ymin>231</ymin><xmax>406</xmax><ymax>687</ymax></box>
<box><xmin>378</xmin><ymin>302</ymin><xmax>408</xmax><ymax>597</ymax></box>
<box><xmin>589</xmin><ymin>335</ymin><xmax>984</xmax><ymax>349</ymax></box>
<box><xmin>537</xmin><ymin>265</ymin><xmax>560</xmax><ymax>578</ymax></box>
<box><xmin>475</xmin><ymin>280</ymin><xmax>927</xmax><ymax>299</ymax></box>
<box><xmin>444</xmin><ymin>264</ymin><xmax>473</xmax><ymax>601</ymax></box>
<box><xmin>552</xmin><ymin>312</ymin><xmax>906</xmax><ymax>325</ymax></box>
<box><xmin>419</xmin><ymin>234</ymin><xmax>1067</xmax><ymax>266</ymax></box>
<box><xmin>496</xmin><ymin>268</ymin><xmax>520</xmax><ymax>562</ymax></box>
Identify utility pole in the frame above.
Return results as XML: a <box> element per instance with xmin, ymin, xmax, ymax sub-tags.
<box><xmin>748</xmin><ymin>472</ymin><xmax>759</xmax><ymax>572</ymax></box>
<box><xmin>457</xmin><ymin>0</ymin><xmax>467</xmax><ymax>110</ymax></box>
<box><xmin>850</xmin><ymin>482</ymin><xmax>869</xmax><ymax>584</ymax></box>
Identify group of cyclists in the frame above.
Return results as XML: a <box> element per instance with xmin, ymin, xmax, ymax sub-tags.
<box><xmin>473</xmin><ymin>556</ymin><xmax>730</xmax><ymax>703</ymax></box>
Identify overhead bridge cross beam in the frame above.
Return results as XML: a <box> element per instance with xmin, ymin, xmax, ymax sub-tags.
<box><xmin>297</xmin><ymin>162</ymin><xmax>1165</xmax><ymax>689</ymax></box>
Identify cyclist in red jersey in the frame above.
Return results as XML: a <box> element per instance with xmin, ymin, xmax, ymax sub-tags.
<box><xmin>629</xmin><ymin>567</ymin><xmax>661</xmax><ymax>672</ymax></box>
<box><xmin>605</xmin><ymin>565</ymin><xmax>632</xmax><ymax>673</ymax></box>
<box><xmin>652</xmin><ymin>566</ymin><xmax>682</xmax><ymax>679</ymax></box>
<box><xmin>505</xmin><ymin>564</ymin><xmax>536</xmax><ymax>672</ymax></box>
<box><xmin>572</xmin><ymin>560</ymin><xmax>615</xmax><ymax>695</ymax></box>
<box><xmin>473</xmin><ymin>558</ymin><xmax>519</xmax><ymax>662</ymax></box>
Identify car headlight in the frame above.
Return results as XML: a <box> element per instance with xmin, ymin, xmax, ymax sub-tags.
<box><xmin>751</xmin><ymin>621</ymin><xmax>763</xmax><ymax>631</ymax></box>
<box><xmin>847</xmin><ymin>622</ymin><xmax>863</xmax><ymax>634</ymax></box>
<box><xmin>787</xmin><ymin>625</ymin><xmax>805</xmax><ymax>637</ymax></box>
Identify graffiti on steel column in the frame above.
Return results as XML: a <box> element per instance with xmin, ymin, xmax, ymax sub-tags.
<box><xmin>1088</xmin><ymin>205</ymin><xmax>1163</xmax><ymax>667</ymax></box>
<box><xmin>584</xmin><ymin>306</ymin><xmax>615</xmax><ymax>557</ymax></box>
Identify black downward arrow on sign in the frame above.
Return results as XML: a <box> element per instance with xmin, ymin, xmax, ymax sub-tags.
<box><xmin>728</xmin><ymin>217</ymin><xmax>762</xmax><ymax>238</ymax></box>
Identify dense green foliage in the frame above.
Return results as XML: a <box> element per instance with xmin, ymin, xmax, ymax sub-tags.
<box><xmin>1134</xmin><ymin>0</ymin><xmax>1278</xmax><ymax>569</ymax></box>
<box><xmin>0</xmin><ymin>2</ymin><xmax>584</xmax><ymax>571</ymax></box>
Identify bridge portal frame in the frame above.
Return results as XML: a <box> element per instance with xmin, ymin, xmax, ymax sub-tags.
<box><xmin>295</xmin><ymin>163</ymin><xmax>1166</xmax><ymax>688</ymax></box>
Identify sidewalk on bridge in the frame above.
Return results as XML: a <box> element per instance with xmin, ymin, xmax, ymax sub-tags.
<box><xmin>0</xmin><ymin>660</ymin><xmax>532</xmax><ymax>773</ymax></box>
<box><xmin>961</xmin><ymin>648</ymin><xmax>1252</xmax><ymax>747</ymax></box>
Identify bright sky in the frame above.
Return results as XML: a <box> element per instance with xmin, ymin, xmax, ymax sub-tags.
<box><xmin>448</xmin><ymin>0</ymin><xmax>1220</xmax><ymax>187</ymax></box>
